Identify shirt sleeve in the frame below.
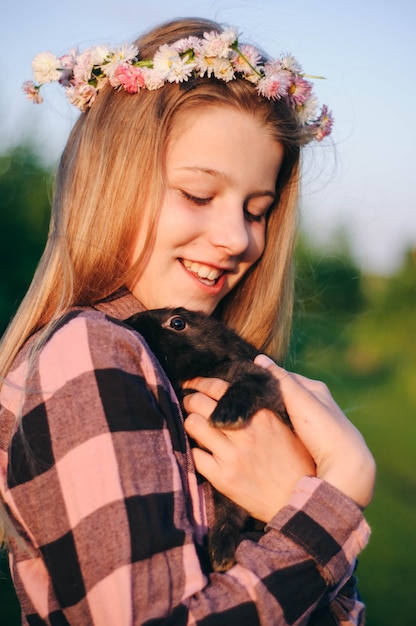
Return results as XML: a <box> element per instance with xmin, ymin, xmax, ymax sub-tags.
<box><xmin>2</xmin><ymin>310</ymin><xmax>370</xmax><ymax>625</ymax></box>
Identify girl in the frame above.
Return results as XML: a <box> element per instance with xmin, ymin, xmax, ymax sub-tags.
<box><xmin>0</xmin><ymin>17</ymin><xmax>375</xmax><ymax>625</ymax></box>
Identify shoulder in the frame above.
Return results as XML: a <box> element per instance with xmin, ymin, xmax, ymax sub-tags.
<box><xmin>21</xmin><ymin>308</ymin><xmax>164</xmax><ymax>396</ymax></box>
<box><xmin>45</xmin><ymin>308</ymin><xmax>147</xmax><ymax>366</ymax></box>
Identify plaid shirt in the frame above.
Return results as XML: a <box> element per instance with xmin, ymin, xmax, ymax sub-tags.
<box><xmin>0</xmin><ymin>289</ymin><xmax>370</xmax><ymax>625</ymax></box>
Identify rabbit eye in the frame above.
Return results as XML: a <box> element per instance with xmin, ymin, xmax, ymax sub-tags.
<box><xmin>169</xmin><ymin>316</ymin><xmax>186</xmax><ymax>331</ymax></box>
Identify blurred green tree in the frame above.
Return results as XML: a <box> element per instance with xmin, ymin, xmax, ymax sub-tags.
<box><xmin>289</xmin><ymin>232</ymin><xmax>364</xmax><ymax>368</ymax></box>
<box><xmin>0</xmin><ymin>145</ymin><xmax>52</xmax><ymax>334</ymax></box>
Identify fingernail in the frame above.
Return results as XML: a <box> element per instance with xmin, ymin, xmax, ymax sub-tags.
<box><xmin>254</xmin><ymin>354</ymin><xmax>275</xmax><ymax>368</ymax></box>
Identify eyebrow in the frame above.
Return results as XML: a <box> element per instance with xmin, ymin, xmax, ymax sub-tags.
<box><xmin>175</xmin><ymin>166</ymin><xmax>276</xmax><ymax>199</ymax></box>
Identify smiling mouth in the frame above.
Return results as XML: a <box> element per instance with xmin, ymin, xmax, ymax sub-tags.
<box><xmin>180</xmin><ymin>259</ymin><xmax>224</xmax><ymax>286</ymax></box>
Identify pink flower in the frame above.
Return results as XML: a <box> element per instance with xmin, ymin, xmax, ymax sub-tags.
<box><xmin>256</xmin><ymin>69</ymin><xmax>291</xmax><ymax>100</ymax></box>
<box><xmin>172</xmin><ymin>36</ymin><xmax>201</xmax><ymax>54</ymax></box>
<box><xmin>114</xmin><ymin>63</ymin><xmax>146</xmax><ymax>93</ymax></box>
<box><xmin>202</xmin><ymin>28</ymin><xmax>236</xmax><ymax>58</ymax></box>
<box><xmin>288</xmin><ymin>76</ymin><xmax>313</xmax><ymax>106</ymax></box>
<box><xmin>59</xmin><ymin>49</ymin><xmax>78</xmax><ymax>70</ymax></box>
<box><xmin>57</xmin><ymin>48</ymin><xmax>78</xmax><ymax>86</ymax></box>
<box><xmin>20</xmin><ymin>28</ymin><xmax>333</xmax><ymax>139</ymax></box>
<box><xmin>22</xmin><ymin>81</ymin><xmax>43</xmax><ymax>104</ymax></box>
<box><xmin>65</xmin><ymin>83</ymin><xmax>98</xmax><ymax>111</ymax></box>
<box><xmin>232</xmin><ymin>44</ymin><xmax>262</xmax><ymax>82</ymax></box>
<box><xmin>313</xmin><ymin>105</ymin><xmax>334</xmax><ymax>141</ymax></box>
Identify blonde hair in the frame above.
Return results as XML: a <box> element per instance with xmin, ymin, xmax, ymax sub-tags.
<box><xmin>0</xmin><ymin>18</ymin><xmax>302</xmax><ymax>541</ymax></box>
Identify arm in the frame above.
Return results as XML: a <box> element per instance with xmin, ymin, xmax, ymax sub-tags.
<box><xmin>183</xmin><ymin>357</ymin><xmax>375</xmax><ymax>625</ymax></box>
<box><xmin>4</xmin><ymin>313</ymin><xmax>371</xmax><ymax>625</ymax></box>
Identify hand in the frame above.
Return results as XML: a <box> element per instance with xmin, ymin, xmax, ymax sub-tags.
<box><xmin>183</xmin><ymin>377</ymin><xmax>316</xmax><ymax>523</ymax></box>
<box><xmin>183</xmin><ymin>358</ymin><xmax>376</xmax><ymax>521</ymax></box>
<box><xmin>253</xmin><ymin>355</ymin><xmax>376</xmax><ymax>509</ymax></box>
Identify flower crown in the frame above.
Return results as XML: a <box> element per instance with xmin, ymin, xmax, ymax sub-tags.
<box><xmin>23</xmin><ymin>27</ymin><xmax>333</xmax><ymax>144</ymax></box>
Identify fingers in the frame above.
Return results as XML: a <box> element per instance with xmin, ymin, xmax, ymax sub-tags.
<box><xmin>254</xmin><ymin>354</ymin><xmax>376</xmax><ymax>508</ymax></box>
<box><xmin>255</xmin><ymin>354</ymin><xmax>328</xmax><ymax>394</ymax></box>
<box><xmin>254</xmin><ymin>354</ymin><xmax>288</xmax><ymax>377</ymax></box>
<box><xmin>254</xmin><ymin>354</ymin><xmax>342</xmax><ymax>421</ymax></box>
<box><xmin>183</xmin><ymin>390</ymin><xmax>217</xmax><ymax>419</ymax></box>
<box><xmin>185</xmin><ymin>410</ymin><xmax>227</xmax><ymax>452</ymax></box>
<box><xmin>186</xmin><ymin>407</ymin><xmax>316</xmax><ymax>521</ymax></box>
<box><xmin>183</xmin><ymin>376</ymin><xmax>229</xmax><ymax>401</ymax></box>
<box><xmin>183</xmin><ymin>359</ymin><xmax>375</xmax><ymax>510</ymax></box>
<box><xmin>254</xmin><ymin>353</ymin><xmax>353</xmax><ymax>439</ymax></box>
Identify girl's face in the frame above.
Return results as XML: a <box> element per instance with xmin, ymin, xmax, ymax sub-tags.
<box><xmin>130</xmin><ymin>106</ymin><xmax>284</xmax><ymax>314</ymax></box>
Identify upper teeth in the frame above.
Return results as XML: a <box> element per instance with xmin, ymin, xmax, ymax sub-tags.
<box><xmin>182</xmin><ymin>259</ymin><xmax>222</xmax><ymax>281</ymax></box>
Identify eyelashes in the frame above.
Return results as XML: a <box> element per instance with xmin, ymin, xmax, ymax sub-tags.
<box><xmin>180</xmin><ymin>190</ymin><xmax>267</xmax><ymax>223</ymax></box>
<box><xmin>180</xmin><ymin>190</ymin><xmax>212</xmax><ymax>206</ymax></box>
<box><xmin>243</xmin><ymin>210</ymin><xmax>265</xmax><ymax>223</ymax></box>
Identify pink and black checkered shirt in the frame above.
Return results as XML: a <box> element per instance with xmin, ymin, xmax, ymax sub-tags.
<box><xmin>0</xmin><ymin>289</ymin><xmax>370</xmax><ymax>625</ymax></box>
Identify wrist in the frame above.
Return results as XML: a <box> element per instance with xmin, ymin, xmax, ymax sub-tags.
<box><xmin>318</xmin><ymin>451</ymin><xmax>376</xmax><ymax>509</ymax></box>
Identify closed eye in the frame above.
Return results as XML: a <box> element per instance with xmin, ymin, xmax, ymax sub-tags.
<box><xmin>243</xmin><ymin>199</ymin><xmax>273</xmax><ymax>223</ymax></box>
<box><xmin>244</xmin><ymin>209</ymin><xmax>266</xmax><ymax>223</ymax></box>
<box><xmin>180</xmin><ymin>190</ymin><xmax>212</xmax><ymax>206</ymax></box>
<box><xmin>181</xmin><ymin>190</ymin><xmax>271</xmax><ymax>221</ymax></box>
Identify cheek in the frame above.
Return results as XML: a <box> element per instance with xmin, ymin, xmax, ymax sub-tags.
<box><xmin>157</xmin><ymin>195</ymin><xmax>198</xmax><ymax>241</ymax></box>
<box><xmin>247</xmin><ymin>224</ymin><xmax>266</xmax><ymax>264</ymax></box>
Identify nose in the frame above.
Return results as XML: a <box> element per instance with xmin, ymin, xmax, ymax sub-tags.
<box><xmin>208</xmin><ymin>202</ymin><xmax>250</xmax><ymax>257</ymax></box>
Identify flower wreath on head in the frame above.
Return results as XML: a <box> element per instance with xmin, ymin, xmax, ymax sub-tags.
<box><xmin>23</xmin><ymin>27</ymin><xmax>333</xmax><ymax>144</ymax></box>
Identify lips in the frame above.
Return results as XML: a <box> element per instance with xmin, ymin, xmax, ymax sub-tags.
<box><xmin>181</xmin><ymin>258</ymin><xmax>224</xmax><ymax>285</ymax></box>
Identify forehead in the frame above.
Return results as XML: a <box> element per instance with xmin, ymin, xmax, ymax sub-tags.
<box><xmin>168</xmin><ymin>103</ymin><xmax>275</xmax><ymax>144</ymax></box>
<box><xmin>165</xmin><ymin>105</ymin><xmax>284</xmax><ymax>186</ymax></box>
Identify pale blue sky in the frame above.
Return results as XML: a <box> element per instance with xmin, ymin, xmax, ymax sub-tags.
<box><xmin>1</xmin><ymin>0</ymin><xmax>415</xmax><ymax>274</ymax></box>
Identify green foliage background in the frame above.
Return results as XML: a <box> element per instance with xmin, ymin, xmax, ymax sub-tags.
<box><xmin>0</xmin><ymin>145</ymin><xmax>415</xmax><ymax>625</ymax></box>
<box><xmin>292</xmin><ymin>243</ymin><xmax>416</xmax><ymax>625</ymax></box>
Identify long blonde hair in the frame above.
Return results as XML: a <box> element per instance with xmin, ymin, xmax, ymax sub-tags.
<box><xmin>0</xmin><ymin>18</ymin><xmax>302</xmax><ymax>541</ymax></box>
<box><xmin>0</xmin><ymin>18</ymin><xmax>301</xmax><ymax>380</ymax></box>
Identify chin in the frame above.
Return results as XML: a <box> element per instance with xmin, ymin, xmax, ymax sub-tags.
<box><xmin>178</xmin><ymin>302</ymin><xmax>216</xmax><ymax>315</ymax></box>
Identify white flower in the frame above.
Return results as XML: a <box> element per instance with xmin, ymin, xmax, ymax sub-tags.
<box><xmin>172</xmin><ymin>36</ymin><xmax>201</xmax><ymax>54</ymax></box>
<box><xmin>167</xmin><ymin>56</ymin><xmax>196</xmax><ymax>83</ymax></box>
<box><xmin>221</xmin><ymin>27</ymin><xmax>238</xmax><ymax>44</ymax></box>
<box><xmin>142</xmin><ymin>67</ymin><xmax>165</xmax><ymax>90</ymax></box>
<box><xmin>102</xmin><ymin>43</ymin><xmax>139</xmax><ymax>81</ymax></box>
<box><xmin>147</xmin><ymin>44</ymin><xmax>197</xmax><ymax>84</ymax></box>
<box><xmin>73</xmin><ymin>45</ymin><xmax>110</xmax><ymax>83</ymax></box>
<box><xmin>90</xmin><ymin>45</ymin><xmax>112</xmax><ymax>65</ymax></box>
<box><xmin>199</xmin><ymin>56</ymin><xmax>235</xmax><ymax>81</ymax></box>
<box><xmin>297</xmin><ymin>94</ymin><xmax>318</xmax><ymax>123</ymax></box>
<box><xmin>263</xmin><ymin>59</ymin><xmax>283</xmax><ymax>77</ymax></box>
<box><xmin>232</xmin><ymin>45</ymin><xmax>263</xmax><ymax>82</ymax></box>
<box><xmin>279</xmin><ymin>53</ymin><xmax>303</xmax><ymax>74</ymax></box>
<box><xmin>117</xmin><ymin>43</ymin><xmax>139</xmax><ymax>62</ymax></box>
<box><xmin>212</xmin><ymin>58</ymin><xmax>235</xmax><ymax>81</ymax></box>
<box><xmin>202</xmin><ymin>28</ymin><xmax>237</xmax><ymax>58</ymax></box>
<box><xmin>152</xmin><ymin>44</ymin><xmax>182</xmax><ymax>79</ymax></box>
<box><xmin>32</xmin><ymin>51</ymin><xmax>61</xmax><ymax>84</ymax></box>
<box><xmin>72</xmin><ymin>49</ymin><xmax>95</xmax><ymax>83</ymax></box>
<box><xmin>152</xmin><ymin>43</ymin><xmax>198</xmax><ymax>83</ymax></box>
<box><xmin>21</xmin><ymin>27</ymin><xmax>333</xmax><ymax>140</ymax></box>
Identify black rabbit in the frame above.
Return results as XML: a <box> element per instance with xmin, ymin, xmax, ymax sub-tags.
<box><xmin>126</xmin><ymin>307</ymin><xmax>291</xmax><ymax>572</ymax></box>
